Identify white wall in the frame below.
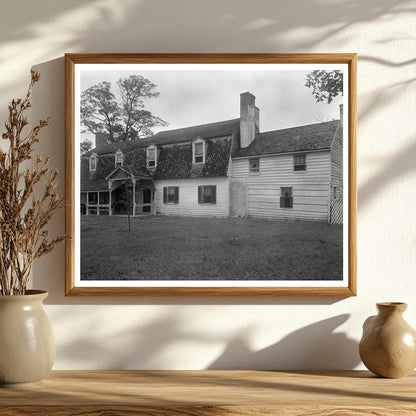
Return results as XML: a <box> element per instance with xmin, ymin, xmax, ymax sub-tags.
<box><xmin>0</xmin><ymin>0</ymin><xmax>415</xmax><ymax>370</ymax></box>
<box><xmin>232</xmin><ymin>152</ymin><xmax>331</xmax><ymax>221</ymax></box>
<box><xmin>156</xmin><ymin>178</ymin><xmax>230</xmax><ymax>217</ymax></box>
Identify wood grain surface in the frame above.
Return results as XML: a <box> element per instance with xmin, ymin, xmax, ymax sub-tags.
<box><xmin>0</xmin><ymin>370</ymin><xmax>415</xmax><ymax>415</ymax></box>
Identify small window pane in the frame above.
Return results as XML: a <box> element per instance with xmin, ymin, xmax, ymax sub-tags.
<box><xmin>280</xmin><ymin>187</ymin><xmax>293</xmax><ymax>208</ymax></box>
<box><xmin>249</xmin><ymin>158</ymin><xmax>260</xmax><ymax>173</ymax></box>
<box><xmin>294</xmin><ymin>154</ymin><xmax>306</xmax><ymax>171</ymax></box>
<box><xmin>164</xmin><ymin>187</ymin><xmax>179</xmax><ymax>204</ymax></box>
<box><xmin>194</xmin><ymin>142</ymin><xmax>204</xmax><ymax>163</ymax></box>
<box><xmin>203</xmin><ymin>186</ymin><xmax>212</xmax><ymax>203</ymax></box>
<box><xmin>115</xmin><ymin>151</ymin><xmax>123</xmax><ymax>167</ymax></box>
<box><xmin>199</xmin><ymin>185</ymin><xmax>216</xmax><ymax>204</ymax></box>
<box><xmin>195</xmin><ymin>143</ymin><xmax>203</xmax><ymax>155</ymax></box>
<box><xmin>148</xmin><ymin>148</ymin><xmax>156</xmax><ymax>167</ymax></box>
<box><xmin>167</xmin><ymin>187</ymin><xmax>175</xmax><ymax>202</ymax></box>
<box><xmin>89</xmin><ymin>156</ymin><xmax>97</xmax><ymax>171</ymax></box>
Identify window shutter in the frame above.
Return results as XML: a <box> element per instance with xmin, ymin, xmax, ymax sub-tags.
<box><xmin>163</xmin><ymin>187</ymin><xmax>167</xmax><ymax>204</ymax></box>
<box><xmin>198</xmin><ymin>186</ymin><xmax>202</xmax><ymax>204</ymax></box>
<box><xmin>211</xmin><ymin>186</ymin><xmax>216</xmax><ymax>204</ymax></box>
<box><xmin>174</xmin><ymin>187</ymin><xmax>179</xmax><ymax>204</ymax></box>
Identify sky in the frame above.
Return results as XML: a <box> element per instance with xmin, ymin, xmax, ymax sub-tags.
<box><xmin>79</xmin><ymin>63</ymin><xmax>346</xmax><ymax>141</ymax></box>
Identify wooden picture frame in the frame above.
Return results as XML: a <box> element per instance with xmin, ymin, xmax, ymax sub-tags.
<box><xmin>65</xmin><ymin>53</ymin><xmax>356</xmax><ymax>296</ymax></box>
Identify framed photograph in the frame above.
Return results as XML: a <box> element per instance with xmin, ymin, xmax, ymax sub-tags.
<box><xmin>65</xmin><ymin>53</ymin><xmax>356</xmax><ymax>296</ymax></box>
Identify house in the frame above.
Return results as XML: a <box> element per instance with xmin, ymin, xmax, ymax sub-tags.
<box><xmin>80</xmin><ymin>92</ymin><xmax>343</xmax><ymax>223</ymax></box>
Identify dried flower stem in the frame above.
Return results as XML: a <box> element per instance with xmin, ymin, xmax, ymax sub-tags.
<box><xmin>0</xmin><ymin>71</ymin><xmax>66</xmax><ymax>295</ymax></box>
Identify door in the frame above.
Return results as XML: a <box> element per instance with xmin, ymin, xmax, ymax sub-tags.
<box><xmin>143</xmin><ymin>189</ymin><xmax>151</xmax><ymax>213</ymax></box>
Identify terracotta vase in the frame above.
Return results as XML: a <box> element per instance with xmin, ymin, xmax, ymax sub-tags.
<box><xmin>359</xmin><ymin>302</ymin><xmax>416</xmax><ymax>378</ymax></box>
<box><xmin>0</xmin><ymin>290</ymin><xmax>55</xmax><ymax>387</ymax></box>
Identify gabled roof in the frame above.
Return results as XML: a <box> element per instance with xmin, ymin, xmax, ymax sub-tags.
<box><xmin>149</xmin><ymin>118</ymin><xmax>240</xmax><ymax>146</ymax></box>
<box><xmin>233</xmin><ymin>120</ymin><xmax>340</xmax><ymax>158</ymax></box>
<box><xmin>105</xmin><ymin>166</ymin><xmax>150</xmax><ymax>181</ymax></box>
<box><xmin>86</xmin><ymin>118</ymin><xmax>240</xmax><ymax>155</ymax></box>
<box><xmin>80</xmin><ymin>148</ymin><xmax>152</xmax><ymax>191</ymax></box>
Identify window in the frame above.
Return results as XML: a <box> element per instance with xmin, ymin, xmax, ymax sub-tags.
<box><xmin>192</xmin><ymin>139</ymin><xmax>205</xmax><ymax>164</ymax></box>
<box><xmin>147</xmin><ymin>146</ymin><xmax>157</xmax><ymax>168</ymax></box>
<box><xmin>293</xmin><ymin>153</ymin><xmax>306</xmax><ymax>171</ymax></box>
<box><xmin>198</xmin><ymin>185</ymin><xmax>216</xmax><ymax>204</ymax></box>
<box><xmin>88</xmin><ymin>192</ymin><xmax>98</xmax><ymax>205</ymax></box>
<box><xmin>89</xmin><ymin>154</ymin><xmax>97</xmax><ymax>171</ymax></box>
<box><xmin>280</xmin><ymin>187</ymin><xmax>293</xmax><ymax>208</ymax></box>
<box><xmin>163</xmin><ymin>187</ymin><xmax>179</xmax><ymax>204</ymax></box>
<box><xmin>115</xmin><ymin>150</ymin><xmax>123</xmax><ymax>167</ymax></box>
<box><xmin>99</xmin><ymin>192</ymin><xmax>110</xmax><ymax>205</ymax></box>
<box><xmin>249</xmin><ymin>158</ymin><xmax>260</xmax><ymax>173</ymax></box>
<box><xmin>332</xmin><ymin>186</ymin><xmax>342</xmax><ymax>199</ymax></box>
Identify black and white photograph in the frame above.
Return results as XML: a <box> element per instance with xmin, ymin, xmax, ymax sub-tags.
<box><xmin>65</xmin><ymin>54</ymin><xmax>356</xmax><ymax>296</ymax></box>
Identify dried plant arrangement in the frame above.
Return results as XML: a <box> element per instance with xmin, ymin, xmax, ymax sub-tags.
<box><xmin>0</xmin><ymin>71</ymin><xmax>65</xmax><ymax>295</ymax></box>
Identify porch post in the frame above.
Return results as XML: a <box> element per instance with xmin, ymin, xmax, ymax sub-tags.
<box><xmin>108</xmin><ymin>180</ymin><xmax>112</xmax><ymax>216</ymax></box>
<box><xmin>132</xmin><ymin>179</ymin><xmax>136</xmax><ymax>217</ymax></box>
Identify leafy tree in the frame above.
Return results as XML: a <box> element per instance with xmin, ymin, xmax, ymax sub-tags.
<box><xmin>81</xmin><ymin>82</ymin><xmax>121</xmax><ymax>140</ymax></box>
<box><xmin>117</xmin><ymin>76</ymin><xmax>167</xmax><ymax>140</ymax></box>
<box><xmin>80</xmin><ymin>139</ymin><xmax>93</xmax><ymax>154</ymax></box>
<box><xmin>305</xmin><ymin>70</ymin><xmax>343</xmax><ymax>104</ymax></box>
<box><xmin>81</xmin><ymin>76</ymin><xmax>167</xmax><ymax>143</ymax></box>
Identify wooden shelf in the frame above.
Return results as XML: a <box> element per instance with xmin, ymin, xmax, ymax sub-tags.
<box><xmin>1</xmin><ymin>370</ymin><xmax>415</xmax><ymax>415</ymax></box>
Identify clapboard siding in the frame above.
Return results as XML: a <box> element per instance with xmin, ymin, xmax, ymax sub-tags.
<box><xmin>155</xmin><ymin>177</ymin><xmax>229</xmax><ymax>217</ymax></box>
<box><xmin>330</xmin><ymin>124</ymin><xmax>343</xmax><ymax>188</ymax></box>
<box><xmin>231</xmin><ymin>151</ymin><xmax>331</xmax><ymax>221</ymax></box>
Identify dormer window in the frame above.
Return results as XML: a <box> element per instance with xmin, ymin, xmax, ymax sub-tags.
<box><xmin>147</xmin><ymin>145</ymin><xmax>157</xmax><ymax>168</ymax></box>
<box><xmin>89</xmin><ymin>154</ymin><xmax>97</xmax><ymax>172</ymax></box>
<box><xmin>115</xmin><ymin>150</ymin><xmax>124</xmax><ymax>167</ymax></box>
<box><xmin>192</xmin><ymin>138</ymin><xmax>206</xmax><ymax>164</ymax></box>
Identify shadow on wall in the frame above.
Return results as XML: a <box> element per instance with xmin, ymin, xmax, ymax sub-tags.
<box><xmin>53</xmin><ymin>306</ymin><xmax>251</xmax><ymax>369</ymax></box>
<box><xmin>208</xmin><ymin>314</ymin><xmax>360</xmax><ymax>370</ymax></box>
<box><xmin>54</xmin><ymin>310</ymin><xmax>359</xmax><ymax>369</ymax></box>
<box><xmin>358</xmin><ymin>138</ymin><xmax>416</xmax><ymax>209</ymax></box>
<box><xmin>0</xmin><ymin>0</ymin><xmax>413</xmax><ymax>100</ymax></box>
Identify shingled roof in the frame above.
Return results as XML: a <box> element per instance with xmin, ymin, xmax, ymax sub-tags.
<box><xmin>81</xmin><ymin>118</ymin><xmax>340</xmax><ymax>190</ymax></box>
<box><xmin>86</xmin><ymin>118</ymin><xmax>240</xmax><ymax>155</ymax></box>
<box><xmin>80</xmin><ymin>148</ymin><xmax>152</xmax><ymax>191</ymax></box>
<box><xmin>233</xmin><ymin>120</ymin><xmax>340</xmax><ymax>158</ymax></box>
<box><xmin>154</xmin><ymin>138</ymin><xmax>232</xmax><ymax>179</ymax></box>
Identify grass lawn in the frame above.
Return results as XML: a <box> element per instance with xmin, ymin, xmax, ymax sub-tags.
<box><xmin>81</xmin><ymin>215</ymin><xmax>343</xmax><ymax>281</ymax></box>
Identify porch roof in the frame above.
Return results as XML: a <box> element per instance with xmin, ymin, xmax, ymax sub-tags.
<box><xmin>81</xmin><ymin>177</ymin><xmax>155</xmax><ymax>192</ymax></box>
<box><xmin>136</xmin><ymin>179</ymin><xmax>155</xmax><ymax>190</ymax></box>
<box><xmin>81</xmin><ymin>179</ymin><xmax>108</xmax><ymax>192</ymax></box>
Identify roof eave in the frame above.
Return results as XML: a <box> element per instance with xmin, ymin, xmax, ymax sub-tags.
<box><xmin>232</xmin><ymin>147</ymin><xmax>331</xmax><ymax>159</ymax></box>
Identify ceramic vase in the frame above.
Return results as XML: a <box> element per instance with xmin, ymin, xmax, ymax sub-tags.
<box><xmin>0</xmin><ymin>290</ymin><xmax>55</xmax><ymax>387</ymax></box>
<box><xmin>359</xmin><ymin>302</ymin><xmax>416</xmax><ymax>378</ymax></box>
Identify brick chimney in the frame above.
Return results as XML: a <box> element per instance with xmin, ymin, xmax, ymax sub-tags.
<box><xmin>240</xmin><ymin>92</ymin><xmax>259</xmax><ymax>148</ymax></box>
<box><xmin>95</xmin><ymin>132</ymin><xmax>109</xmax><ymax>149</ymax></box>
<box><xmin>339</xmin><ymin>104</ymin><xmax>343</xmax><ymax>128</ymax></box>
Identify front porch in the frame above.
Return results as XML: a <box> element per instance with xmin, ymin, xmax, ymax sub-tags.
<box><xmin>81</xmin><ymin>178</ymin><xmax>155</xmax><ymax>217</ymax></box>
